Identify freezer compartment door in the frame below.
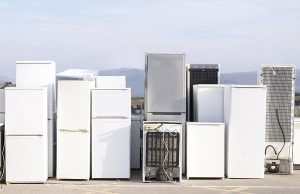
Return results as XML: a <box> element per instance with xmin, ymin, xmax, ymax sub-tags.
<box><xmin>92</xmin><ymin>119</ymin><xmax>130</xmax><ymax>179</ymax></box>
<box><xmin>146</xmin><ymin>54</ymin><xmax>186</xmax><ymax>113</ymax></box>
<box><xmin>6</xmin><ymin>136</ymin><xmax>47</xmax><ymax>183</ymax></box>
<box><xmin>56</xmin><ymin>130</ymin><xmax>90</xmax><ymax>179</ymax></box>
<box><xmin>57</xmin><ymin>81</ymin><xmax>92</xmax><ymax>132</ymax></box>
<box><xmin>5</xmin><ymin>88</ymin><xmax>48</xmax><ymax>135</ymax></box>
<box><xmin>92</xmin><ymin>89</ymin><xmax>131</xmax><ymax>119</ymax></box>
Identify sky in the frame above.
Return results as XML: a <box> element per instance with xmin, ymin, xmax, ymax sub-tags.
<box><xmin>0</xmin><ymin>0</ymin><xmax>300</xmax><ymax>79</ymax></box>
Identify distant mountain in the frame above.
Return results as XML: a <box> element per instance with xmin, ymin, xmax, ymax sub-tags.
<box><xmin>1</xmin><ymin>68</ymin><xmax>299</xmax><ymax>96</ymax></box>
<box><xmin>98</xmin><ymin>68</ymin><xmax>300</xmax><ymax>97</ymax></box>
<box><xmin>98</xmin><ymin>68</ymin><xmax>144</xmax><ymax>97</ymax></box>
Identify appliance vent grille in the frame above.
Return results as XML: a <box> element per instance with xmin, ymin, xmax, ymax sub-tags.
<box><xmin>145</xmin><ymin>132</ymin><xmax>180</xmax><ymax>168</ymax></box>
<box><xmin>261</xmin><ymin>66</ymin><xmax>295</xmax><ymax>142</ymax></box>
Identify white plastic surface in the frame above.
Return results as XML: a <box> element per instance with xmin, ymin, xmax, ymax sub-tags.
<box><xmin>91</xmin><ymin>89</ymin><xmax>131</xmax><ymax>118</ymax></box>
<box><xmin>186</xmin><ymin>122</ymin><xmax>225</xmax><ymax>179</ymax></box>
<box><xmin>95</xmin><ymin>76</ymin><xmax>126</xmax><ymax>89</ymax></box>
<box><xmin>5</xmin><ymin>88</ymin><xmax>48</xmax><ymax>136</ymax></box>
<box><xmin>91</xmin><ymin>119</ymin><xmax>131</xmax><ymax>179</ymax></box>
<box><xmin>56</xmin><ymin>81</ymin><xmax>93</xmax><ymax>180</ymax></box>
<box><xmin>225</xmin><ymin>86</ymin><xmax>266</xmax><ymax>178</ymax></box>
<box><xmin>294</xmin><ymin>119</ymin><xmax>300</xmax><ymax>165</ymax></box>
<box><xmin>193</xmin><ymin>85</ymin><xmax>224</xmax><ymax>122</ymax></box>
<box><xmin>5</xmin><ymin>136</ymin><xmax>47</xmax><ymax>183</ymax></box>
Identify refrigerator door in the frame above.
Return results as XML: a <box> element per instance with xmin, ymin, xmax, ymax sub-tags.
<box><xmin>56</xmin><ymin>81</ymin><xmax>93</xmax><ymax>180</ymax></box>
<box><xmin>92</xmin><ymin>89</ymin><xmax>131</xmax><ymax>119</ymax></box>
<box><xmin>146</xmin><ymin>54</ymin><xmax>186</xmax><ymax>113</ymax></box>
<box><xmin>92</xmin><ymin>119</ymin><xmax>130</xmax><ymax>179</ymax></box>
<box><xmin>5</xmin><ymin>88</ymin><xmax>48</xmax><ymax>136</ymax></box>
<box><xmin>186</xmin><ymin>122</ymin><xmax>225</xmax><ymax>179</ymax></box>
<box><xmin>57</xmin><ymin>129</ymin><xmax>90</xmax><ymax>179</ymax></box>
<box><xmin>5</xmin><ymin>136</ymin><xmax>47</xmax><ymax>183</ymax></box>
<box><xmin>226</xmin><ymin>86</ymin><xmax>266</xmax><ymax>178</ymax></box>
<box><xmin>16</xmin><ymin>61</ymin><xmax>56</xmax><ymax>119</ymax></box>
<box><xmin>193</xmin><ymin>85</ymin><xmax>224</xmax><ymax>122</ymax></box>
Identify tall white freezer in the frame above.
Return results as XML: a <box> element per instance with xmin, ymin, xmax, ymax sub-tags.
<box><xmin>224</xmin><ymin>85</ymin><xmax>267</xmax><ymax>178</ymax></box>
<box><xmin>91</xmin><ymin>89</ymin><xmax>131</xmax><ymax>179</ymax></box>
<box><xmin>56</xmin><ymin>81</ymin><xmax>94</xmax><ymax>180</ymax></box>
<box><xmin>186</xmin><ymin>122</ymin><xmax>225</xmax><ymax>179</ymax></box>
<box><xmin>16</xmin><ymin>61</ymin><xmax>56</xmax><ymax>177</ymax></box>
<box><xmin>5</xmin><ymin>87</ymin><xmax>48</xmax><ymax>183</ymax></box>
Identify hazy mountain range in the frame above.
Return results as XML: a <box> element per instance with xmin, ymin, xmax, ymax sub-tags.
<box><xmin>1</xmin><ymin>68</ymin><xmax>299</xmax><ymax>97</ymax></box>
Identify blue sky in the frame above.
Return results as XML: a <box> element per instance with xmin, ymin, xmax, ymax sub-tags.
<box><xmin>0</xmin><ymin>0</ymin><xmax>300</xmax><ymax>78</ymax></box>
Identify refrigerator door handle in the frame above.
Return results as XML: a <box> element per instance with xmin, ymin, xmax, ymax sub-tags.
<box><xmin>92</xmin><ymin>116</ymin><xmax>129</xmax><ymax>119</ymax></box>
<box><xmin>59</xmin><ymin>128</ymin><xmax>89</xmax><ymax>133</ymax></box>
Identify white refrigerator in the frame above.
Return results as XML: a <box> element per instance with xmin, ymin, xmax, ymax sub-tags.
<box><xmin>5</xmin><ymin>87</ymin><xmax>48</xmax><ymax>183</ymax></box>
<box><xmin>16</xmin><ymin>61</ymin><xmax>56</xmax><ymax>177</ymax></box>
<box><xmin>224</xmin><ymin>85</ymin><xmax>266</xmax><ymax>178</ymax></box>
<box><xmin>56</xmin><ymin>81</ymin><xmax>94</xmax><ymax>180</ymax></box>
<box><xmin>91</xmin><ymin>88</ymin><xmax>131</xmax><ymax>179</ymax></box>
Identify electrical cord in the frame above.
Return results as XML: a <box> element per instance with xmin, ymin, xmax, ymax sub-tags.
<box><xmin>276</xmin><ymin>109</ymin><xmax>286</xmax><ymax>160</ymax></box>
<box><xmin>162</xmin><ymin>132</ymin><xmax>173</xmax><ymax>182</ymax></box>
<box><xmin>265</xmin><ymin>145</ymin><xmax>277</xmax><ymax>156</ymax></box>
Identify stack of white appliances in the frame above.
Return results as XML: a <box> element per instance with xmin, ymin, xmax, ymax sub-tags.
<box><xmin>91</xmin><ymin>76</ymin><xmax>131</xmax><ymax>179</ymax></box>
<box><xmin>186</xmin><ymin>122</ymin><xmax>225</xmax><ymax>179</ymax></box>
<box><xmin>56</xmin><ymin>81</ymin><xmax>94</xmax><ymax>180</ymax></box>
<box><xmin>190</xmin><ymin>85</ymin><xmax>225</xmax><ymax>178</ymax></box>
<box><xmin>5</xmin><ymin>87</ymin><xmax>48</xmax><ymax>183</ymax></box>
<box><xmin>16</xmin><ymin>61</ymin><xmax>56</xmax><ymax>177</ymax></box>
<box><xmin>193</xmin><ymin>84</ymin><xmax>267</xmax><ymax>178</ymax></box>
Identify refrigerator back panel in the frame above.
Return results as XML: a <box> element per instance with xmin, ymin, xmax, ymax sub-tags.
<box><xmin>146</xmin><ymin>54</ymin><xmax>186</xmax><ymax>113</ymax></box>
<box><xmin>259</xmin><ymin>65</ymin><xmax>295</xmax><ymax>143</ymax></box>
<box><xmin>16</xmin><ymin>61</ymin><xmax>56</xmax><ymax>118</ymax></box>
<box><xmin>5</xmin><ymin>88</ymin><xmax>47</xmax><ymax>136</ymax></box>
<box><xmin>92</xmin><ymin>89</ymin><xmax>131</xmax><ymax>119</ymax></box>
<box><xmin>193</xmin><ymin>85</ymin><xmax>224</xmax><ymax>122</ymax></box>
<box><xmin>143</xmin><ymin>122</ymin><xmax>182</xmax><ymax>182</ymax></box>
<box><xmin>95</xmin><ymin>76</ymin><xmax>126</xmax><ymax>89</ymax></box>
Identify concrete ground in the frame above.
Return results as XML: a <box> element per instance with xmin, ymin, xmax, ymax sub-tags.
<box><xmin>1</xmin><ymin>170</ymin><xmax>300</xmax><ymax>194</ymax></box>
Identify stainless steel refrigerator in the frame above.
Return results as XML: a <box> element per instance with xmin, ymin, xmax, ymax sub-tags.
<box><xmin>144</xmin><ymin>53</ymin><xmax>186</xmax><ymax>173</ymax></box>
